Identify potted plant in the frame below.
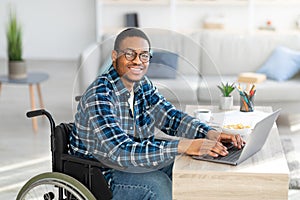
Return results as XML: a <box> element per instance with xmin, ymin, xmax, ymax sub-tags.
<box><xmin>6</xmin><ymin>9</ymin><xmax>26</xmax><ymax>79</ymax></box>
<box><xmin>217</xmin><ymin>82</ymin><xmax>235</xmax><ymax>110</ymax></box>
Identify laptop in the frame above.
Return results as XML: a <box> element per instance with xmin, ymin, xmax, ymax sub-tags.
<box><xmin>192</xmin><ymin>109</ymin><xmax>281</xmax><ymax>165</ymax></box>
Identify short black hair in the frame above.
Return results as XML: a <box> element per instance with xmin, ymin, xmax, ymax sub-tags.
<box><xmin>114</xmin><ymin>28</ymin><xmax>151</xmax><ymax>51</ymax></box>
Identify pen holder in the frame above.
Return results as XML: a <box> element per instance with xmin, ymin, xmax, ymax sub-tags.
<box><xmin>240</xmin><ymin>95</ymin><xmax>254</xmax><ymax>112</ymax></box>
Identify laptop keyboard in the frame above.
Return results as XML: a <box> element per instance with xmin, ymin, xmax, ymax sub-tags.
<box><xmin>202</xmin><ymin>144</ymin><xmax>243</xmax><ymax>162</ymax></box>
<box><xmin>213</xmin><ymin>146</ymin><xmax>242</xmax><ymax>162</ymax></box>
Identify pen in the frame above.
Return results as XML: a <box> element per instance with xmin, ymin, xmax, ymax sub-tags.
<box><xmin>250</xmin><ymin>90</ymin><xmax>256</xmax><ymax>100</ymax></box>
<box><xmin>249</xmin><ymin>84</ymin><xmax>256</xmax><ymax>97</ymax></box>
<box><xmin>242</xmin><ymin>98</ymin><xmax>249</xmax><ymax>111</ymax></box>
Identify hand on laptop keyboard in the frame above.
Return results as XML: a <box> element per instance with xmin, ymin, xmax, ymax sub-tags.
<box><xmin>207</xmin><ymin>130</ymin><xmax>246</xmax><ymax>149</ymax></box>
<box><xmin>178</xmin><ymin>138</ymin><xmax>229</xmax><ymax>157</ymax></box>
<box><xmin>178</xmin><ymin>131</ymin><xmax>245</xmax><ymax>159</ymax></box>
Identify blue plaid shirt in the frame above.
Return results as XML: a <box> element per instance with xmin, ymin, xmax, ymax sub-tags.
<box><xmin>69</xmin><ymin>65</ymin><xmax>213</xmax><ymax>185</ymax></box>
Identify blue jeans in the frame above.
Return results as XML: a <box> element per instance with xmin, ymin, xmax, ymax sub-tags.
<box><xmin>110</xmin><ymin>163</ymin><xmax>173</xmax><ymax>200</ymax></box>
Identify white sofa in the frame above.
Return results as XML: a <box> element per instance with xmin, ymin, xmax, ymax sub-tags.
<box><xmin>196</xmin><ymin>31</ymin><xmax>300</xmax><ymax>126</ymax></box>
<box><xmin>77</xmin><ymin>29</ymin><xmax>300</xmax><ymax>126</ymax></box>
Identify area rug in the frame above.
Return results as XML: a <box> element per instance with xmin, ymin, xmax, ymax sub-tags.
<box><xmin>281</xmin><ymin>138</ymin><xmax>300</xmax><ymax>189</ymax></box>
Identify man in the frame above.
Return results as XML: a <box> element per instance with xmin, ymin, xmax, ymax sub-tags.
<box><xmin>70</xmin><ymin>28</ymin><xmax>244</xmax><ymax>200</ymax></box>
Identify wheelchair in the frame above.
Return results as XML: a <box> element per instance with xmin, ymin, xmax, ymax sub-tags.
<box><xmin>16</xmin><ymin>109</ymin><xmax>112</xmax><ymax>200</ymax></box>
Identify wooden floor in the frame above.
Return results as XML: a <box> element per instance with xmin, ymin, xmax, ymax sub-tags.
<box><xmin>0</xmin><ymin>60</ymin><xmax>299</xmax><ymax>199</ymax></box>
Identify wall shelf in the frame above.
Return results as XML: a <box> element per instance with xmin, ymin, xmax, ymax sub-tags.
<box><xmin>177</xmin><ymin>0</ymin><xmax>248</xmax><ymax>6</ymax></box>
<box><xmin>96</xmin><ymin>0</ymin><xmax>300</xmax><ymax>41</ymax></box>
<box><xmin>101</xmin><ymin>0</ymin><xmax>169</xmax><ymax>6</ymax></box>
<box><xmin>101</xmin><ymin>0</ymin><xmax>300</xmax><ymax>5</ymax></box>
<box><xmin>101</xmin><ymin>0</ymin><xmax>300</xmax><ymax>6</ymax></box>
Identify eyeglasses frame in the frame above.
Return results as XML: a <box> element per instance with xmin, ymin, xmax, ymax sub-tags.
<box><xmin>117</xmin><ymin>48</ymin><xmax>152</xmax><ymax>63</ymax></box>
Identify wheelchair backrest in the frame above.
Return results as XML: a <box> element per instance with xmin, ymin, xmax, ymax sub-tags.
<box><xmin>52</xmin><ymin>123</ymin><xmax>74</xmax><ymax>172</ymax></box>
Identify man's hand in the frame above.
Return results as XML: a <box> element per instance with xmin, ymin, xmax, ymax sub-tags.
<box><xmin>177</xmin><ymin>130</ymin><xmax>246</xmax><ymax>158</ymax></box>
<box><xmin>178</xmin><ymin>138</ymin><xmax>229</xmax><ymax>158</ymax></box>
<box><xmin>206</xmin><ymin>130</ymin><xmax>245</xmax><ymax>149</ymax></box>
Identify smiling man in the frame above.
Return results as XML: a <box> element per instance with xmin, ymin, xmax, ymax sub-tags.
<box><xmin>70</xmin><ymin>28</ymin><xmax>244</xmax><ymax>200</ymax></box>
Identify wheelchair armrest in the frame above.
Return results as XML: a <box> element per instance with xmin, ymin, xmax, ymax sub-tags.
<box><xmin>61</xmin><ymin>154</ymin><xmax>110</xmax><ymax>168</ymax></box>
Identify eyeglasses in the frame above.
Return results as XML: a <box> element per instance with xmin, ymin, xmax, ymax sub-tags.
<box><xmin>118</xmin><ymin>49</ymin><xmax>152</xmax><ymax>63</ymax></box>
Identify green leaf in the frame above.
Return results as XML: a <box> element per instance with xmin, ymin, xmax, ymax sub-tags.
<box><xmin>6</xmin><ymin>9</ymin><xmax>23</xmax><ymax>61</ymax></box>
<box><xmin>217</xmin><ymin>82</ymin><xmax>235</xmax><ymax>97</ymax></box>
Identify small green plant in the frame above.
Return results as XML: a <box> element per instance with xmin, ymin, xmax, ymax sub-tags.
<box><xmin>6</xmin><ymin>9</ymin><xmax>23</xmax><ymax>61</ymax></box>
<box><xmin>217</xmin><ymin>82</ymin><xmax>235</xmax><ymax>97</ymax></box>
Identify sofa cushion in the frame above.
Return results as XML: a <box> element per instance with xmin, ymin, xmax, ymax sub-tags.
<box><xmin>142</xmin><ymin>29</ymin><xmax>201</xmax><ymax>76</ymax></box>
<box><xmin>255</xmin><ymin>75</ymin><xmax>300</xmax><ymax>102</ymax></box>
<box><xmin>199</xmin><ymin>31</ymin><xmax>300</xmax><ymax>76</ymax></box>
<box><xmin>98</xmin><ymin>57</ymin><xmax>112</xmax><ymax>75</ymax></box>
<box><xmin>151</xmin><ymin>75</ymin><xmax>199</xmax><ymax>105</ymax></box>
<box><xmin>200</xmin><ymin>31</ymin><xmax>277</xmax><ymax>75</ymax></box>
<box><xmin>257</xmin><ymin>46</ymin><xmax>300</xmax><ymax>81</ymax></box>
<box><xmin>147</xmin><ymin>51</ymin><xmax>178</xmax><ymax>79</ymax></box>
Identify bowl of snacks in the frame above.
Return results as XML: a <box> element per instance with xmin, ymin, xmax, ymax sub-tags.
<box><xmin>222</xmin><ymin>123</ymin><xmax>252</xmax><ymax>135</ymax></box>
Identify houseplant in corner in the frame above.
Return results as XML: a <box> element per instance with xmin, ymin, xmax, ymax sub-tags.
<box><xmin>217</xmin><ymin>82</ymin><xmax>235</xmax><ymax>110</ymax></box>
<box><xmin>6</xmin><ymin>9</ymin><xmax>26</xmax><ymax>79</ymax></box>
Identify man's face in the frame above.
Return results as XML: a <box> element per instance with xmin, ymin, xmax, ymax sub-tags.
<box><xmin>112</xmin><ymin>36</ymin><xmax>150</xmax><ymax>85</ymax></box>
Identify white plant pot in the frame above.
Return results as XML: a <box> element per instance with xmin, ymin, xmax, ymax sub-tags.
<box><xmin>8</xmin><ymin>61</ymin><xmax>27</xmax><ymax>79</ymax></box>
<box><xmin>219</xmin><ymin>95</ymin><xmax>233</xmax><ymax>110</ymax></box>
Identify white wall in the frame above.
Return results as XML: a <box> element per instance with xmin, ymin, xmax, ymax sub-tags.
<box><xmin>0</xmin><ymin>0</ymin><xmax>96</xmax><ymax>60</ymax></box>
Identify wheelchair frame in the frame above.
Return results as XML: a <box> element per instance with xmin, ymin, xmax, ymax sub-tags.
<box><xmin>16</xmin><ymin>109</ymin><xmax>112</xmax><ymax>200</ymax></box>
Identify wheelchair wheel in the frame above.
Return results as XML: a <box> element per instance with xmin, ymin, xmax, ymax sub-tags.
<box><xmin>16</xmin><ymin>172</ymin><xmax>96</xmax><ymax>200</ymax></box>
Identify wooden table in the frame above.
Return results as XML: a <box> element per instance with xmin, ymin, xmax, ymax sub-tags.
<box><xmin>0</xmin><ymin>72</ymin><xmax>49</xmax><ymax>133</ymax></box>
<box><xmin>173</xmin><ymin>105</ymin><xmax>289</xmax><ymax>200</ymax></box>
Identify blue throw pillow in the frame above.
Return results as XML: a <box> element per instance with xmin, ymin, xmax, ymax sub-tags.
<box><xmin>146</xmin><ymin>51</ymin><xmax>178</xmax><ymax>79</ymax></box>
<box><xmin>257</xmin><ymin>46</ymin><xmax>300</xmax><ymax>81</ymax></box>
